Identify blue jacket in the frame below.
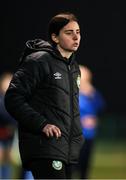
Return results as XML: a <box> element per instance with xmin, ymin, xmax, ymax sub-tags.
<box><xmin>79</xmin><ymin>90</ymin><xmax>105</xmax><ymax>139</ymax></box>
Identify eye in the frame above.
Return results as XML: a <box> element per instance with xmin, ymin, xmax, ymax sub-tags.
<box><xmin>76</xmin><ymin>31</ymin><xmax>80</xmax><ymax>34</ymax></box>
<box><xmin>65</xmin><ymin>32</ymin><xmax>72</xmax><ymax>35</ymax></box>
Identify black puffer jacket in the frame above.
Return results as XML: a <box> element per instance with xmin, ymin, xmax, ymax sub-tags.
<box><xmin>5</xmin><ymin>39</ymin><xmax>84</xmax><ymax>168</ymax></box>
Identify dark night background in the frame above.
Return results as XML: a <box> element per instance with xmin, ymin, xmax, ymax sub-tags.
<box><xmin>1</xmin><ymin>0</ymin><xmax>126</xmax><ymax>114</ymax></box>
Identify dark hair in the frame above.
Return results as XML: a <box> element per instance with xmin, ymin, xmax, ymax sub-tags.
<box><xmin>48</xmin><ymin>12</ymin><xmax>78</xmax><ymax>46</ymax></box>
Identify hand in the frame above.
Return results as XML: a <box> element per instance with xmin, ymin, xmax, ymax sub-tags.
<box><xmin>42</xmin><ymin>124</ymin><xmax>61</xmax><ymax>138</ymax></box>
<box><xmin>81</xmin><ymin>116</ymin><xmax>97</xmax><ymax>129</ymax></box>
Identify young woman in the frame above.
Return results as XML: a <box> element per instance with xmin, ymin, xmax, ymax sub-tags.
<box><xmin>5</xmin><ymin>12</ymin><xmax>84</xmax><ymax>179</ymax></box>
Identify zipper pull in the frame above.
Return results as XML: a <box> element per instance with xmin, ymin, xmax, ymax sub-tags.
<box><xmin>68</xmin><ymin>65</ymin><xmax>71</xmax><ymax>70</ymax></box>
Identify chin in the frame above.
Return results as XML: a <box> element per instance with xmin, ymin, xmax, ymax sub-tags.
<box><xmin>67</xmin><ymin>47</ymin><xmax>78</xmax><ymax>52</ymax></box>
<box><xmin>72</xmin><ymin>47</ymin><xmax>78</xmax><ymax>51</ymax></box>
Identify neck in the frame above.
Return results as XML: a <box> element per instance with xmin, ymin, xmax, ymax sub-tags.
<box><xmin>57</xmin><ymin>45</ymin><xmax>73</xmax><ymax>59</ymax></box>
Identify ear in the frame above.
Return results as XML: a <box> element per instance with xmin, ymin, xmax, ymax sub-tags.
<box><xmin>51</xmin><ymin>33</ymin><xmax>59</xmax><ymax>44</ymax></box>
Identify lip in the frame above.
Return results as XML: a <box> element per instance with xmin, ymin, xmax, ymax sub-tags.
<box><xmin>73</xmin><ymin>43</ymin><xmax>79</xmax><ymax>46</ymax></box>
<box><xmin>73</xmin><ymin>43</ymin><xmax>79</xmax><ymax>47</ymax></box>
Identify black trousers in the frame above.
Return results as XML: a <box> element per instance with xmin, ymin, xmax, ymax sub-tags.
<box><xmin>28</xmin><ymin>158</ymin><xmax>76</xmax><ymax>179</ymax></box>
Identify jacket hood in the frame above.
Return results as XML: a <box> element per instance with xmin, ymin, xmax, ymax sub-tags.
<box><xmin>20</xmin><ymin>39</ymin><xmax>75</xmax><ymax>64</ymax></box>
<box><xmin>25</xmin><ymin>39</ymin><xmax>54</xmax><ymax>56</ymax></box>
<box><xmin>19</xmin><ymin>39</ymin><xmax>54</xmax><ymax>63</ymax></box>
<box><xmin>26</xmin><ymin>39</ymin><xmax>53</xmax><ymax>51</ymax></box>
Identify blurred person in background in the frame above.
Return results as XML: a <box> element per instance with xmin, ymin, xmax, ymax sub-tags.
<box><xmin>0</xmin><ymin>72</ymin><xmax>17</xmax><ymax>179</ymax></box>
<box><xmin>4</xmin><ymin>12</ymin><xmax>84</xmax><ymax>179</ymax></box>
<box><xmin>78</xmin><ymin>65</ymin><xmax>105</xmax><ymax>179</ymax></box>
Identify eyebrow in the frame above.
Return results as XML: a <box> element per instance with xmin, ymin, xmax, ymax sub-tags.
<box><xmin>64</xmin><ymin>29</ymin><xmax>80</xmax><ymax>32</ymax></box>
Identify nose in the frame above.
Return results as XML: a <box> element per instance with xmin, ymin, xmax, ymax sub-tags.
<box><xmin>73</xmin><ymin>33</ymin><xmax>79</xmax><ymax>40</ymax></box>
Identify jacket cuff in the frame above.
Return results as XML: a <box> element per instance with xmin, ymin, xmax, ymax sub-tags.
<box><xmin>39</xmin><ymin>119</ymin><xmax>48</xmax><ymax>133</ymax></box>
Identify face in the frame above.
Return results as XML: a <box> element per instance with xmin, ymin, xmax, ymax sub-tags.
<box><xmin>80</xmin><ymin>67</ymin><xmax>92</xmax><ymax>83</ymax></box>
<box><xmin>0</xmin><ymin>74</ymin><xmax>12</xmax><ymax>93</ymax></box>
<box><xmin>52</xmin><ymin>21</ymin><xmax>81</xmax><ymax>57</ymax></box>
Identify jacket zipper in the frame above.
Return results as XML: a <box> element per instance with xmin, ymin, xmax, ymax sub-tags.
<box><xmin>67</xmin><ymin>64</ymin><xmax>74</xmax><ymax>163</ymax></box>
